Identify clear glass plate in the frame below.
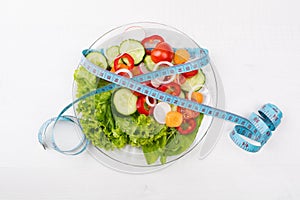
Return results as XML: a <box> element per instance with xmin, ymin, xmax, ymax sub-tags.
<box><xmin>72</xmin><ymin>22</ymin><xmax>224</xmax><ymax>173</ymax></box>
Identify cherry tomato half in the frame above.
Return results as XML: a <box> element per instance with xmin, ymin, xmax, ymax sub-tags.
<box><xmin>182</xmin><ymin>70</ymin><xmax>198</xmax><ymax>78</ymax></box>
<box><xmin>151</xmin><ymin>42</ymin><xmax>174</xmax><ymax>63</ymax></box>
<box><xmin>177</xmin><ymin>106</ymin><xmax>199</xmax><ymax>119</ymax></box>
<box><xmin>177</xmin><ymin>118</ymin><xmax>197</xmax><ymax>135</ymax></box>
<box><xmin>158</xmin><ymin>82</ymin><xmax>181</xmax><ymax>96</ymax></box>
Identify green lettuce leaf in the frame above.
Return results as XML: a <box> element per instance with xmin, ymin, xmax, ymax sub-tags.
<box><xmin>74</xmin><ymin>65</ymin><xmax>204</xmax><ymax>165</ymax></box>
<box><xmin>163</xmin><ymin>114</ymin><xmax>204</xmax><ymax>157</ymax></box>
<box><xmin>142</xmin><ymin>114</ymin><xmax>204</xmax><ymax>164</ymax></box>
<box><xmin>74</xmin><ymin>66</ymin><xmax>127</xmax><ymax>150</ymax></box>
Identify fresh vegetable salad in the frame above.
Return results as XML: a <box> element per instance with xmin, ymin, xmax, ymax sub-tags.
<box><xmin>74</xmin><ymin>34</ymin><xmax>207</xmax><ymax>165</ymax></box>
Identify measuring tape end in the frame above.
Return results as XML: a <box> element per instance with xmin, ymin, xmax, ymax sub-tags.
<box><xmin>230</xmin><ymin>103</ymin><xmax>283</xmax><ymax>153</ymax></box>
<box><xmin>260</xmin><ymin>103</ymin><xmax>283</xmax><ymax>131</ymax></box>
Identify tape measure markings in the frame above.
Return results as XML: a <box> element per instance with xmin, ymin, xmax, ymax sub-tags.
<box><xmin>80</xmin><ymin>50</ymin><xmax>281</xmax><ymax>152</ymax></box>
<box><xmin>38</xmin><ymin>48</ymin><xmax>282</xmax><ymax>155</ymax></box>
<box><xmin>38</xmin><ymin>49</ymin><xmax>209</xmax><ymax>154</ymax></box>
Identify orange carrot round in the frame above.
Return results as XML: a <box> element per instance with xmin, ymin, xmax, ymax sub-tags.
<box><xmin>173</xmin><ymin>49</ymin><xmax>190</xmax><ymax>65</ymax></box>
<box><xmin>192</xmin><ymin>92</ymin><xmax>204</xmax><ymax>103</ymax></box>
<box><xmin>165</xmin><ymin>111</ymin><xmax>183</xmax><ymax>127</ymax></box>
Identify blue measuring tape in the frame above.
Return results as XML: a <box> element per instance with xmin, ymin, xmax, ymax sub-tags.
<box><xmin>38</xmin><ymin>48</ymin><xmax>282</xmax><ymax>155</ymax></box>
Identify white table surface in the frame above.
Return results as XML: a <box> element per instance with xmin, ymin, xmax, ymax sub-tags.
<box><xmin>1</xmin><ymin>0</ymin><xmax>299</xmax><ymax>199</ymax></box>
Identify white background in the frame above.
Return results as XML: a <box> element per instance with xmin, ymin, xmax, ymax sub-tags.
<box><xmin>1</xmin><ymin>0</ymin><xmax>299</xmax><ymax>199</ymax></box>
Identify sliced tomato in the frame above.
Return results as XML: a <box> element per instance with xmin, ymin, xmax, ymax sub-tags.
<box><xmin>182</xmin><ymin>70</ymin><xmax>198</xmax><ymax>78</ymax></box>
<box><xmin>158</xmin><ymin>82</ymin><xmax>181</xmax><ymax>96</ymax></box>
<box><xmin>141</xmin><ymin>35</ymin><xmax>164</xmax><ymax>55</ymax></box>
<box><xmin>177</xmin><ymin>118</ymin><xmax>196</xmax><ymax>135</ymax></box>
<box><xmin>151</xmin><ymin>42</ymin><xmax>174</xmax><ymax>63</ymax></box>
<box><xmin>177</xmin><ymin>106</ymin><xmax>199</xmax><ymax>119</ymax></box>
<box><xmin>136</xmin><ymin>96</ymin><xmax>150</xmax><ymax>116</ymax></box>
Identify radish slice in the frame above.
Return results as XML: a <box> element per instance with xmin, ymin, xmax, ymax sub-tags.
<box><xmin>138</xmin><ymin>63</ymin><xmax>150</xmax><ymax>74</ymax></box>
<box><xmin>115</xmin><ymin>69</ymin><xmax>133</xmax><ymax>78</ymax></box>
<box><xmin>153</xmin><ymin>102</ymin><xmax>171</xmax><ymax>124</ymax></box>
<box><xmin>152</xmin><ymin>61</ymin><xmax>176</xmax><ymax>85</ymax></box>
<box><xmin>146</xmin><ymin>96</ymin><xmax>157</xmax><ymax>107</ymax></box>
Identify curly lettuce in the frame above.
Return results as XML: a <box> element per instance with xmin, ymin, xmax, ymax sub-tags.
<box><xmin>74</xmin><ymin>66</ymin><xmax>127</xmax><ymax>150</ymax></box>
<box><xmin>74</xmin><ymin>66</ymin><xmax>204</xmax><ymax>165</ymax></box>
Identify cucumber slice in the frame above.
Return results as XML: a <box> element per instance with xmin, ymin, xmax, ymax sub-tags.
<box><xmin>113</xmin><ymin>88</ymin><xmax>137</xmax><ymax>116</ymax></box>
<box><xmin>86</xmin><ymin>51</ymin><xmax>108</xmax><ymax>69</ymax></box>
<box><xmin>119</xmin><ymin>39</ymin><xmax>145</xmax><ymax>65</ymax></box>
<box><xmin>180</xmin><ymin>69</ymin><xmax>206</xmax><ymax>92</ymax></box>
<box><xmin>144</xmin><ymin>55</ymin><xmax>155</xmax><ymax>71</ymax></box>
<box><xmin>105</xmin><ymin>46</ymin><xmax>120</xmax><ymax>67</ymax></box>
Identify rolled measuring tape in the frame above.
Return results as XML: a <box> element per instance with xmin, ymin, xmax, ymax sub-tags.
<box><xmin>38</xmin><ymin>48</ymin><xmax>282</xmax><ymax>154</ymax></box>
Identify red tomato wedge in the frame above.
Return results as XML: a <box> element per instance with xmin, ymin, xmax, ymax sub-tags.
<box><xmin>151</xmin><ymin>42</ymin><xmax>174</xmax><ymax>63</ymax></box>
<box><xmin>177</xmin><ymin>118</ymin><xmax>197</xmax><ymax>135</ymax></box>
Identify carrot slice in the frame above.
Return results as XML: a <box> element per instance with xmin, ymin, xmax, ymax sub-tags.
<box><xmin>173</xmin><ymin>49</ymin><xmax>190</xmax><ymax>65</ymax></box>
<box><xmin>191</xmin><ymin>92</ymin><xmax>204</xmax><ymax>104</ymax></box>
<box><xmin>165</xmin><ymin>111</ymin><xmax>183</xmax><ymax>127</ymax></box>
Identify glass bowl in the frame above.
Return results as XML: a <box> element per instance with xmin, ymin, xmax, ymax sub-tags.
<box><xmin>72</xmin><ymin>22</ymin><xmax>223</xmax><ymax>173</ymax></box>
